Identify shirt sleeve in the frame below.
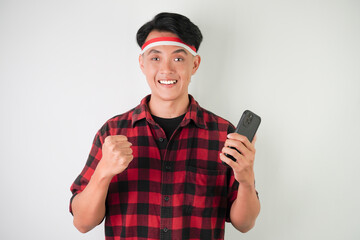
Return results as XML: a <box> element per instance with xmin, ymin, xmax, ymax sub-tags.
<box><xmin>69</xmin><ymin>127</ymin><xmax>105</xmax><ymax>214</ymax></box>
<box><xmin>225</xmin><ymin>123</ymin><xmax>237</xmax><ymax>222</ymax></box>
<box><xmin>226</xmin><ymin>170</ymin><xmax>239</xmax><ymax>222</ymax></box>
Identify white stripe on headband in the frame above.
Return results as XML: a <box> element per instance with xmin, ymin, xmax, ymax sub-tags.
<box><xmin>140</xmin><ymin>37</ymin><xmax>198</xmax><ymax>56</ymax></box>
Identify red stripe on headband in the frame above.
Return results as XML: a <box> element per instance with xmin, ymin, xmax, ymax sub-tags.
<box><xmin>141</xmin><ymin>37</ymin><xmax>197</xmax><ymax>52</ymax></box>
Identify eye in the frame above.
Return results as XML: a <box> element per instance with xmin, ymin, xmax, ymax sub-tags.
<box><xmin>151</xmin><ymin>57</ymin><xmax>160</xmax><ymax>61</ymax></box>
<box><xmin>174</xmin><ymin>58</ymin><xmax>183</xmax><ymax>62</ymax></box>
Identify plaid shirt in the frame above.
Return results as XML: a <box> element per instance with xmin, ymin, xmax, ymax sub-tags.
<box><xmin>70</xmin><ymin>95</ymin><xmax>239</xmax><ymax>240</ymax></box>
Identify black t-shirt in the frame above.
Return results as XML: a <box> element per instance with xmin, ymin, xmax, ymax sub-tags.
<box><xmin>152</xmin><ymin>114</ymin><xmax>186</xmax><ymax>140</ymax></box>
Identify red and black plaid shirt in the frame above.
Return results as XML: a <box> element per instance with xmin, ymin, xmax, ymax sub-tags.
<box><xmin>70</xmin><ymin>95</ymin><xmax>239</xmax><ymax>240</ymax></box>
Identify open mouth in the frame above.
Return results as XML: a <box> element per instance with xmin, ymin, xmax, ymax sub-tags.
<box><xmin>158</xmin><ymin>80</ymin><xmax>178</xmax><ymax>85</ymax></box>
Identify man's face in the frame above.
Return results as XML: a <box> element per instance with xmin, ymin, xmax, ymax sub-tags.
<box><xmin>139</xmin><ymin>30</ymin><xmax>201</xmax><ymax>103</ymax></box>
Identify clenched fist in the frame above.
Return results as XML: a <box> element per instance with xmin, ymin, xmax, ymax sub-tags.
<box><xmin>97</xmin><ymin>135</ymin><xmax>133</xmax><ymax>178</ymax></box>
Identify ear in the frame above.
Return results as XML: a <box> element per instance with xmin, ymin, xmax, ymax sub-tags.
<box><xmin>139</xmin><ymin>54</ymin><xmax>145</xmax><ymax>74</ymax></box>
<box><xmin>192</xmin><ymin>55</ymin><xmax>201</xmax><ymax>75</ymax></box>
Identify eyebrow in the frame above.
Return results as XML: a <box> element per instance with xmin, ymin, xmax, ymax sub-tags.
<box><xmin>147</xmin><ymin>49</ymin><xmax>161</xmax><ymax>55</ymax></box>
<box><xmin>172</xmin><ymin>49</ymin><xmax>188</xmax><ymax>55</ymax></box>
<box><xmin>146</xmin><ymin>48</ymin><xmax>188</xmax><ymax>56</ymax></box>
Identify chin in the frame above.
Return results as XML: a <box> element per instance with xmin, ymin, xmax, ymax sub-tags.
<box><xmin>152</xmin><ymin>92</ymin><xmax>185</xmax><ymax>102</ymax></box>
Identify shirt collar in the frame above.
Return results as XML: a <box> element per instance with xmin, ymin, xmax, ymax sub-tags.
<box><xmin>131</xmin><ymin>94</ymin><xmax>207</xmax><ymax>129</ymax></box>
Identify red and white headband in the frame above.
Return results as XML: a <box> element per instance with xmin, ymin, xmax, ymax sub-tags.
<box><xmin>140</xmin><ymin>37</ymin><xmax>198</xmax><ymax>56</ymax></box>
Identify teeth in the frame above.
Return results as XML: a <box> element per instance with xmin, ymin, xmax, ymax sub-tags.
<box><xmin>159</xmin><ymin>80</ymin><xmax>177</xmax><ymax>85</ymax></box>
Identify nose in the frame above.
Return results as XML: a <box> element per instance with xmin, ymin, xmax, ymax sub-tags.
<box><xmin>159</xmin><ymin>58</ymin><xmax>174</xmax><ymax>74</ymax></box>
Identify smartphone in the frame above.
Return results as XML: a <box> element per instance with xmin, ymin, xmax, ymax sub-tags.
<box><xmin>224</xmin><ymin>110</ymin><xmax>261</xmax><ymax>162</ymax></box>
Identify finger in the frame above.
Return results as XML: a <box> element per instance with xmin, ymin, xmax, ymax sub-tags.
<box><xmin>118</xmin><ymin>141</ymin><xmax>133</xmax><ymax>148</ymax></box>
<box><xmin>221</xmin><ymin>147</ymin><xmax>242</xmax><ymax>161</ymax></box>
<box><xmin>119</xmin><ymin>147</ymin><xmax>133</xmax><ymax>155</ymax></box>
<box><xmin>227</xmin><ymin>133</ymin><xmax>255</xmax><ymax>152</ymax></box>
<box><xmin>252</xmin><ymin>135</ymin><xmax>257</xmax><ymax>145</ymax></box>
<box><xmin>124</xmin><ymin>154</ymin><xmax>134</xmax><ymax>162</ymax></box>
<box><xmin>105</xmin><ymin>135</ymin><xmax>128</xmax><ymax>143</ymax></box>
<box><xmin>224</xmin><ymin>139</ymin><xmax>250</xmax><ymax>156</ymax></box>
<box><xmin>227</xmin><ymin>133</ymin><xmax>251</xmax><ymax>146</ymax></box>
<box><xmin>222</xmin><ymin>146</ymin><xmax>253</xmax><ymax>169</ymax></box>
<box><xmin>219</xmin><ymin>153</ymin><xmax>238</xmax><ymax>169</ymax></box>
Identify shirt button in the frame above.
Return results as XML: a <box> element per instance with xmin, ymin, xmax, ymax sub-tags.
<box><xmin>165</xmin><ymin>165</ymin><xmax>171</xmax><ymax>171</ymax></box>
<box><xmin>163</xmin><ymin>227</ymin><xmax>168</xmax><ymax>233</ymax></box>
<box><xmin>164</xmin><ymin>196</ymin><xmax>169</xmax><ymax>201</ymax></box>
<box><xmin>159</xmin><ymin>137</ymin><xmax>164</xmax><ymax>142</ymax></box>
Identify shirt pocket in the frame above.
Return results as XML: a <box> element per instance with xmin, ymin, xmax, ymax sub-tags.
<box><xmin>183</xmin><ymin>166</ymin><xmax>227</xmax><ymax>215</ymax></box>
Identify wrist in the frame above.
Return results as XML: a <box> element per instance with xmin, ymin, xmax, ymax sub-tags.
<box><xmin>238</xmin><ymin>180</ymin><xmax>256</xmax><ymax>192</ymax></box>
<box><xmin>236</xmin><ymin>182</ymin><xmax>259</xmax><ymax>204</ymax></box>
<box><xmin>92</xmin><ymin>164</ymin><xmax>114</xmax><ymax>185</ymax></box>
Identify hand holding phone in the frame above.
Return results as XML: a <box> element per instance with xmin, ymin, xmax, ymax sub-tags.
<box><xmin>224</xmin><ymin>110</ymin><xmax>261</xmax><ymax>163</ymax></box>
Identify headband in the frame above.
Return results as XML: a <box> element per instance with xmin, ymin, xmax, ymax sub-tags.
<box><xmin>140</xmin><ymin>37</ymin><xmax>198</xmax><ymax>56</ymax></box>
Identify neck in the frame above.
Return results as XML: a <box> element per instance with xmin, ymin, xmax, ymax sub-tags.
<box><xmin>148</xmin><ymin>94</ymin><xmax>189</xmax><ymax>118</ymax></box>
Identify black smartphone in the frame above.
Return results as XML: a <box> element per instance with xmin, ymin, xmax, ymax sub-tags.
<box><xmin>224</xmin><ymin>110</ymin><xmax>261</xmax><ymax>162</ymax></box>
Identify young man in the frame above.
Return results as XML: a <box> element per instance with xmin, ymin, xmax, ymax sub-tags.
<box><xmin>70</xmin><ymin>12</ymin><xmax>260</xmax><ymax>239</ymax></box>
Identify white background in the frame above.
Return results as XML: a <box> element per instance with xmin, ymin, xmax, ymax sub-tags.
<box><xmin>1</xmin><ymin>0</ymin><xmax>359</xmax><ymax>239</ymax></box>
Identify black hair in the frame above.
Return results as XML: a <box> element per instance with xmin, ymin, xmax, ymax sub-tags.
<box><xmin>136</xmin><ymin>12</ymin><xmax>203</xmax><ymax>51</ymax></box>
